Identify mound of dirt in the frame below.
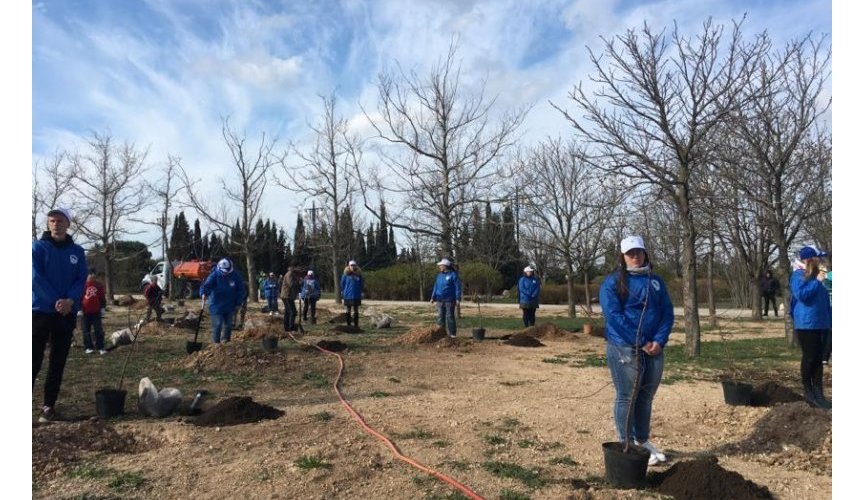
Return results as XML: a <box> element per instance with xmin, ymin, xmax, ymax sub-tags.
<box><xmin>331</xmin><ymin>325</ymin><xmax>364</xmax><ymax>334</ymax></box>
<box><xmin>398</xmin><ymin>326</ymin><xmax>447</xmax><ymax>345</ymax></box>
<box><xmin>329</xmin><ymin>313</ymin><xmax>350</xmax><ymax>324</ymax></box>
<box><xmin>177</xmin><ymin>342</ymin><xmax>291</xmax><ymax>372</ymax></box>
<box><xmin>750</xmin><ymin>381</ymin><xmax>804</xmax><ymax>406</ymax></box>
<box><xmin>193</xmin><ymin>396</ymin><xmax>284</xmax><ymax>427</ymax></box>
<box><xmin>653</xmin><ymin>455</ymin><xmax>772</xmax><ymax>500</ymax></box>
<box><xmin>33</xmin><ymin>419</ymin><xmax>161</xmax><ymax>481</ymax></box>
<box><xmin>233</xmin><ymin>316</ymin><xmax>284</xmax><ymax>340</ymax></box>
<box><xmin>522</xmin><ymin>323</ymin><xmax>572</xmax><ymax>340</ymax></box>
<box><xmin>116</xmin><ymin>295</ymin><xmax>137</xmax><ymax>307</ymax></box>
<box><xmin>316</xmin><ymin>340</ymin><xmax>347</xmax><ymax>352</ymax></box>
<box><xmin>503</xmin><ymin>334</ymin><xmax>545</xmax><ymax>347</ymax></box>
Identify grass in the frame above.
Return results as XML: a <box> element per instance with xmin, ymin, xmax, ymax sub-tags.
<box><xmin>66</xmin><ymin>464</ymin><xmax>112</xmax><ymax>480</ymax></box>
<box><xmin>540</xmin><ymin>357</ymin><xmax>568</xmax><ymax>364</ymax></box>
<box><xmin>571</xmin><ymin>354</ymin><xmax>606</xmax><ymax>368</ymax></box>
<box><xmin>549</xmin><ymin>456</ymin><xmax>578</xmax><ymax>466</ymax></box>
<box><xmin>302</xmin><ymin>371</ymin><xmax>330</xmax><ymax>388</ymax></box>
<box><xmin>312</xmin><ymin>411</ymin><xmax>333</xmax><ymax>422</ymax></box>
<box><xmin>369</xmin><ymin>390</ymin><xmax>391</xmax><ymax>398</ymax></box>
<box><xmin>107</xmin><ymin>471</ymin><xmax>146</xmax><ymax>492</ymax></box>
<box><xmin>499</xmin><ymin>489</ymin><xmax>532</xmax><ymax>500</ymax></box>
<box><xmin>516</xmin><ymin>439</ymin><xmax>536</xmax><ymax>448</ymax></box>
<box><xmin>294</xmin><ymin>455</ymin><xmax>332</xmax><ymax>471</ymax></box>
<box><xmin>482</xmin><ymin>461</ymin><xmax>547</xmax><ymax>489</ymax></box>
<box><xmin>457</xmin><ymin>316</ymin><xmax>587</xmax><ymax>331</ymax></box>
<box><xmin>439</xmin><ymin>459</ymin><xmax>470</xmax><ymax>471</ymax></box>
<box><xmin>484</xmin><ymin>434</ymin><xmax>508</xmax><ymax>446</ymax></box>
<box><xmin>396</xmin><ymin>428</ymin><xmax>435</xmax><ymax>440</ymax></box>
<box><xmin>387</xmin><ymin>376</ymin><xmax>402</xmax><ymax>383</ymax></box>
<box><xmin>498</xmin><ymin>380</ymin><xmax>528</xmax><ymax>387</ymax></box>
<box><xmin>664</xmin><ymin>336</ymin><xmax>799</xmax><ymax>373</ymax></box>
<box><xmin>432</xmin><ymin>440</ymin><xmax>451</xmax><ymax>448</ymax></box>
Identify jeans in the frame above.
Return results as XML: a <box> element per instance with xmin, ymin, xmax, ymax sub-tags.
<box><xmin>762</xmin><ymin>294</ymin><xmax>778</xmax><ymax>316</ymax></box>
<box><xmin>522</xmin><ymin>307</ymin><xmax>537</xmax><ymax>327</ymax></box>
<box><xmin>303</xmin><ymin>298</ymin><xmax>318</xmax><ymax>321</ymax></box>
<box><xmin>606</xmin><ymin>343</ymin><xmax>664</xmax><ymax>443</ymax></box>
<box><xmin>82</xmin><ymin>313</ymin><xmax>105</xmax><ymax>350</ymax></box>
<box><xmin>283</xmin><ymin>299</ymin><xmax>297</xmax><ymax>331</ymax></box>
<box><xmin>266</xmin><ymin>296</ymin><xmax>279</xmax><ymax>313</ymax></box>
<box><xmin>437</xmin><ymin>301</ymin><xmax>457</xmax><ymax>337</ymax></box>
<box><xmin>33</xmin><ymin>312</ymin><xmax>76</xmax><ymax>408</ymax></box>
<box><xmin>344</xmin><ymin>300</ymin><xmax>360</xmax><ymax>327</ymax></box>
<box><xmin>211</xmin><ymin>312</ymin><xmax>234</xmax><ymax>343</ymax></box>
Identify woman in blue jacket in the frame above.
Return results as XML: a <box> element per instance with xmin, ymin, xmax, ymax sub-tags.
<box><xmin>300</xmin><ymin>270</ymin><xmax>322</xmax><ymax>324</ymax></box>
<box><xmin>199</xmin><ymin>258</ymin><xmax>248</xmax><ymax>344</ymax></box>
<box><xmin>518</xmin><ymin>266</ymin><xmax>541</xmax><ymax>327</ymax></box>
<box><xmin>430</xmin><ymin>258</ymin><xmax>462</xmax><ymax>338</ymax></box>
<box><xmin>790</xmin><ymin>246</ymin><xmax>832</xmax><ymax>409</ymax></box>
<box><xmin>341</xmin><ymin>260</ymin><xmax>364</xmax><ymax>327</ymax></box>
<box><xmin>599</xmin><ymin>236</ymin><xmax>673</xmax><ymax>466</ymax></box>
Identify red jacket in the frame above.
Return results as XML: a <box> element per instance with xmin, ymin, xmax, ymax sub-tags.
<box><xmin>81</xmin><ymin>278</ymin><xmax>106</xmax><ymax>314</ymax></box>
<box><xmin>144</xmin><ymin>282</ymin><xmax>163</xmax><ymax>305</ymax></box>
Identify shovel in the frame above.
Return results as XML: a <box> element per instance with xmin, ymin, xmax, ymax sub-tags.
<box><xmin>186</xmin><ymin>302</ymin><xmax>206</xmax><ymax>354</ymax></box>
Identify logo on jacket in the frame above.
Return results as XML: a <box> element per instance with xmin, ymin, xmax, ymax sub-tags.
<box><xmin>651</xmin><ymin>280</ymin><xmax>660</xmax><ymax>291</ymax></box>
<box><xmin>70</xmin><ymin>255</ymin><xmax>78</xmax><ymax>264</ymax></box>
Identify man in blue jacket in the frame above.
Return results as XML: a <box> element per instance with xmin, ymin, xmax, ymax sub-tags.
<box><xmin>33</xmin><ymin>207</ymin><xmax>88</xmax><ymax>423</ymax></box>
<box><xmin>430</xmin><ymin>258</ymin><xmax>462</xmax><ymax>338</ymax></box>
<box><xmin>518</xmin><ymin>266</ymin><xmax>541</xmax><ymax>327</ymax></box>
<box><xmin>300</xmin><ymin>270</ymin><xmax>322</xmax><ymax>324</ymax></box>
<box><xmin>341</xmin><ymin>261</ymin><xmax>364</xmax><ymax>327</ymax></box>
<box><xmin>199</xmin><ymin>258</ymin><xmax>247</xmax><ymax>343</ymax></box>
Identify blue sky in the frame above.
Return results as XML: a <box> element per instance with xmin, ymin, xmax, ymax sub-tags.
<box><xmin>30</xmin><ymin>0</ymin><xmax>833</xmax><ymax>252</ymax></box>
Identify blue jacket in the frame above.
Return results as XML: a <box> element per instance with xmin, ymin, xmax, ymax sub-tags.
<box><xmin>263</xmin><ymin>278</ymin><xmax>279</xmax><ymax>300</ymax></box>
<box><xmin>599</xmin><ymin>269</ymin><xmax>674</xmax><ymax>347</ymax></box>
<box><xmin>789</xmin><ymin>269</ymin><xmax>831</xmax><ymax>330</ymax></box>
<box><xmin>32</xmin><ymin>232</ymin><xmax>88</xmax><ymax>314</ymax></box>
<box><xmin>518</xmin><ymin>275</ymin><xmax>541</xmax><ymax>306</ymax></box>
<box><xmin>431</xmin><ymin>270</ymin><xmax>462</xmax><ymax>302</ymax></box>
<box><xmin>199</xmin><ymin>268</ymin><xmax>248</xmax><ymax>315</ymax></box>
<box><xmin>300</xmin><ymin>276</ymin><xmax>322</xmax><ymax>300</ymax></box>
<box><xmin>341</xmin><ymin>270</ymin><xmax>363</xmax><ymax>301</ymax></box>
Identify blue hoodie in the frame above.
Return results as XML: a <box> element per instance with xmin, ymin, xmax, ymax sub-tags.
<box><xmin>300</xmin><ymin>276</ymin><xmax>322</xmax><ymax>300</ymax></box>
<box><xmin>32</xmin><ymin>232</ymin><xmax>88</xmax><ymax>314</ymax></box>
<box><xmin>199</xmin><ymin>268</ymin><xmax>248</xmax><ymax>315</ymax></box>
<box><xmin>518</xmin><ymin>275</ymin><xmax>541</xmax><ymax>307</ymax></box>
<box><xmin>599</xmin><ymin>269</ymin><xmax>674</xmax><ymax>347</ymax></box>
<box><xmin>789</xmin><ymin>269</ymin><xmax>831</xmax><ymax>330</ymax></box>
<box><xmin>341</xmin><ymin>267</ymin><xmax>363</xmax><ymax>301</ymax></box>
<box><xmin>263</xmin><ymin>278</ymin><xmax>279</xmax><ymax>300</ymax></box>
<box><xmin>431</xmin><ymin>270</ymin><xmax>462</xmax><ymax>302</ymax></box>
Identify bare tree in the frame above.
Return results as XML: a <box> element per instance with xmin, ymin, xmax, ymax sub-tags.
<box><xmin>139</xmin><ymin>155</ymin><xmax>184</xmax><ymax>298</ymax></box>
<box><xmin>32</xmin><ymin>150</ymin><xmax>75</xmax><ymax>239</ymax></box>
<box><xmin>519</xmin><ymin>138</ymin><xmax>626</xmax><ymax>317</ymax></box>
<box><xmin>720</xmin><ymin>33</ymin><xmax>831</xmax><ymax>345</ymax></box>
<box><xmin>554</xmin><ymin>18</ymin><xmax>770</xmax><ymax>357</ymax></box>
<box><xmin>361</xmin><ymin>41</ymin><xmax>527</xmax><ymax>257</ymax></box>
<box><xmin>276</xmin><ymin>94</ymin><xmax>360</xmax><ymax>303</ymax></box>
<box><xmin>69</xmin><ymin>131</ymin><xmax>150</xmax><ymax>299</ymax></box>
<box><xmin>181</xmin><ymin>117</ymin><xmax>286</xmax><ymax>301</ymax></box>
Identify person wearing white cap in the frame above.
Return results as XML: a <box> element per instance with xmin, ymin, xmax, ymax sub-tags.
<box><xmin>263</xmin><ymin>272</ymin><xmax>280</xmax><ymax>316</ymax></box>
<box><xmin>789</xmin><ymin>245</ymin><xmax>832</xmax><ymax>409</ymax></box>
<box><xmin>199</xmin><ymin>258</ymin><xmax>248</xmax><ymax>343</ymax></box>
<box><xmin>518</xmin><ymin>266</ymin><xmax>541</xmax><ymax>327</ymax></box>
<box><xmin>33</xmin><ymin>207</ymin><xmax>88</xmax><ymax>422</ymax></box>
<box><xmin>341</xmin><ymin>260</ymin><xmax>364</xmax><ymax>327</ymax></box>
<box><xmin>300</xmin><ymin>270</ymin><xmax>322</xmax><ymax>324</ymax></box>
<box><xmin>430</xmin><ymin>258</ymin><xmax>462</xmax><ymax>338</ymax></box>
<box><xmin>599</xmin><ymin>235</ymin><xmax>674</xmax><ymax>466</ymax></box>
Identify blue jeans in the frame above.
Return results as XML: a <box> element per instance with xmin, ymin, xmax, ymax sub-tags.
<box><xmin>267</xmin><ymin>296</ymin><xmax>278</xmax><ymax>313</ymax></box>
<box><xmin>437</xmin><ymin>301</ymin><xmax>457</xmax><ymax>337</ymax></box>
<box><xmin>82</xmin><ymin>313</ymin><xmax>105</xmax><ymax>350</ymax></box>
<box><xmin>606</xmin><ymin>343</ymin><xmax>664</xmax><ymax>443</ymax></box>
<box><xmin>211</xmin><ymin>313</ymin><xmax>234</xmax><ymax>343</ymax></box>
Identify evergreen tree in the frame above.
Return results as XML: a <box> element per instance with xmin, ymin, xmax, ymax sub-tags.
<box><xmin>366</xmin><ymin>224</ymin><xmax>377</xmax><ymax>268</ymax></box>
<box><xmin>292</xmin><ymin>214</ymin><xmax>312</xmax><ymax>268</ymax></box>
<box><xmin>192</xmin><ymin>219</ymin><xmax>204</xmax><ymax>258</ymax></box>
<box><xmin>168</xmin><ymin>211</ymin><xmax>192</xmax><ymax>261</ymax></box>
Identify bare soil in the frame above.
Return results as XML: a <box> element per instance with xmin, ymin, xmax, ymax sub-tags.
<box><xmin>32</xmin><ymin>301</ymin><xmax>831</xmax><ymax>499</ymax></box>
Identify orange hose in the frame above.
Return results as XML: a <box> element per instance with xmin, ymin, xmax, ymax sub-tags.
<box><xmin>287</xmin><ymin>332</ymin><xmax>486</xmax><ymax>500</ymax></box>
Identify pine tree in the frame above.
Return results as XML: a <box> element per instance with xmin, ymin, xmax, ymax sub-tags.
<box><xmin>168</xmin><ymin>211</ymin><xmax>192</xmax><ymax>261</ymax></box>
<box><xmin>192</xmin><ymin>219</ymin><xmax>204</xmax><ymax>258</ymax></box>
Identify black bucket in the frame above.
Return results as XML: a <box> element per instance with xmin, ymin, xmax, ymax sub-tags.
<box><xmin>472</xmin><ymin>328</ymin><xmax>486</xmax><ymax>341</ymax></box>
<box><xmin>95</xmin><ymin>388</ymin><xmax>127</xmax><ymax>418</ymax></box>
<box><xmin>186</xmin><ymin>341</ymin><xmax>203</xmax><ymax>354</ymax></box>
<box><xmin>263</xmin><ymin>337</ymin><xmax>279</xmax><ymax>352</ymax></box>
<box><xmin>722</xmin><ymin>380</ymin><xmax>753</xmax><ymax>406</ymax></box>
<box><xmin>602</xmin><ymin>441</ymin><xmax>650</xmax><ymax>489</ymax></box>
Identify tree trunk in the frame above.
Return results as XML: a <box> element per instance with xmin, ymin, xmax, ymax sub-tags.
<box><xmin>676</xmin><ymin>191</ymin><xmax>701</xmax><ymax>358</ymax></box>
<box><xmin>770</xmin><ymin>224</ymin><xmax>797</xmax><ymax>346</ymax></box>
<box><xmin>706</xmin><ymin>246</ymin><xmax>718</xmax><ymax>328</ymax></box>
<box><xmin>751</xmin><ymin>278</ymin><xmax>762</xmax><ymax>320</ymax></box>
<box><xmin>583</xmin><ymin>269</ymin><xmax>592</xmax><ymax>314</ymax></box>
<box><xmin>331</xmin><ymin>249</ymin><xmax>341</xmax><ymax>305</ymax></box>
<box><xmin>104</xmin><ymin>251</ymin><xmax>114</xmax><ymax>301</ymax></box>
<box><xmin>245</xmin><ymin>251</ymin><xmax>256</xmax><ymax>304</ymax></box>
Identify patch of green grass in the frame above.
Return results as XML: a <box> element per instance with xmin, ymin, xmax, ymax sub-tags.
<box><xmin>387</xmin><ymin>376</ymin><xmax>402</xmax><ymax>383</ymax></box>
<box><xmin>661</xmin><ymin>372</ymin><xmax>693</xmax><ymax>385</ymax></box>
<box><xmin>541</xmin><ymin>357</ymin><xmax>568</xmax><ymax>364</ymax></box>
<box><xmin>516</xmin><ymin>439</ymin><xmax>536</xmax><ymax>448</ymax></box>
<box><xmin>572</xmin><ymin>354</ymin><xmax>606</xmax><ymax>367</ymax></box>
<box><xmin>301</xmin><ymin>371</ymin><xmax>330</xmax><ymax>388</ymax></box>
<box><xmin>440</xmin><ymin>459</ymin><xmax>470</xmax><ymax>471</ymax></box>
<box><xmin>482</xmin><ymin>461</ymin><xmax>547</xmax><ymax>489</ymax></box>
<box><xmin>370</xmin><ymin>390</ymin><xmax>391</xmax><ymax>398</ymax></box>
<box><xmin>554</xmin><ymin>352</ymin><xmax>578</xmax><ymax>359</ymax></box>
<box><xmin>396</xmin><ymin>428</ymin><xmax>435</xmax><ymax>440</ymax></box>
<box><xmin>107</xmin><ymin>471</ymin><xmax>145</xmax><ymax>492</ymax></box>
<box><xmin>576</xmin><ymin>429</ymin><xmax>590</xmax><ymax>434</ymax></box>
<box><xmin>549</xmin><ymin>456</ymin><xmax>578</xmax><ymax>466</ymax></box>
<box><xmin>499</xmin><ymin>417</ymin><xmax>522</xmax><ymax>430</ymax></box>
<box><xmin>294</xmin><ymin>455</ymin><xmax>332</xmax><ymax>471</ymax></box>
<box><xmin>312</xmin><ymin>411</ymin><xmax>333</xmax><ymax>422</ymax></box>
<box><xmin>426</xmin><ymin>492</ymin><xmax>470</xmax><ymax>500</ymax></box>
<box><xmin>484</xmin><ymin>434</ymin><xmax>508</xmax><ymax>446</ymax></box>
<box><xmin>432</xmin><ymin>440</ymin><xmax>451</xmax><ymax>448</ymax></box>
<box><xmin>459</xmin><ymin>316</ymin><xmax>586</xmax><ymax>331</ymax></box>
<box><xmin>664</xmin><ymin>337</ymin><xmax>799</xmax><ymax>373</ymax></box>
<box><xmin>499</xmin><ymin>489</ymin><xmax>532</xmax><ymax>500</ymax></box>
<box><xmin>412</xmin><ymin>474</ymin><xmax>437</xmax><ymax>487</ymax></box>
<box><xmin>536</xmin><ymin>441</ymin><xmax>564</xmax><ymax>451</ymax></box>
<box><xmin>66</xmin><ymin>464</ymin><xmax>112</xmax><ymax>480</ymax></box>
<box><xmin>499</xmin><ymin>380</ymin><xmax>528</xmax><ymax>387</ymax></box>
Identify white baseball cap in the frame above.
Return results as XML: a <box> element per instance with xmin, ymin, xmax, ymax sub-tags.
<box><xmin>217</xmin><ymin>258</ymin><xmax>233</xmax><ymax>273</ymax></box>
<box><xmin>47</xmin><ymin>207</ymin><xmax>72</xmax><ymax>222</ymax></box>
<box><xmin>523</xmin><ymin>266</ymin><xmax>534</xmax><ymax>273</ymax></box>
<box><xmin>348</xmin><ymin>260</ymin><xmax>358</xmax><ymax>267</ymax></box>
<box><xmin>437</xmin><ymin>258</ymin><xmax>452</xmax><ymax>267</ymax></box>
<box><xmin>307</xmin><ymin>270</ymin><xmax>314</xmax><ymax>276</ymax></box>
<box><xmin>620</xmin><ymin>236</ymin><xmax>645</xmax><ymax>254</ymax></box>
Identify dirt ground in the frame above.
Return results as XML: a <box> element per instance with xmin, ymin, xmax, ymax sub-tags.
<box><xmin>32</xmin><ymin>300</ymin><xmax>831</xmax><ymax>499</ymax></box>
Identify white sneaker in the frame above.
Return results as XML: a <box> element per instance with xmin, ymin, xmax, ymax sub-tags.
<box><xmin>84</xmin><ymin>349</ymin><xmax>94</xmax><ymax>354</ymax></box>
<box><xmin>635</xmin><ymin>440</ymin><xmax>666</xmax><ymax>465</ymax></box>
<box><xmin>99</xmin><ymin>350</ymin><xmax>107</xmax><ymax>355</ymax></box>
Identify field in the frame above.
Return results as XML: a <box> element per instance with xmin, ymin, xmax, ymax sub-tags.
<box><xmin>32</xmin><ymin>298</ymin><xmax>831</xmax><ymax>499</ymax></box>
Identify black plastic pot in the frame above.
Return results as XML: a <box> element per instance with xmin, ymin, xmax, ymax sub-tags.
<box><xmin>722</xmin><ymin>380</ymin><xmax>753</xmax><ymax>406</ymax></box>
<box><xmin>186</xmin><ymin>341</ymin><xmax>203</xmax><ymax>354</ymax></box>
<box><xmin>472</xmin><ymin>328</ymin><xmax>486</xmax><ymax>341</ymax></box>
<box><xmin>263</xmin><ymin>337</ymin><xmax>279</xmax><ymax>352</ymax></box>
<box><xmin>602</xmin><ymin>441</ymin><xmax>650</xmax><ymax>489</ymax></box>
<box><xmin>95</xmin><ymin>388</ymin><xmax>127</xmax><ymax>418</ymax></box>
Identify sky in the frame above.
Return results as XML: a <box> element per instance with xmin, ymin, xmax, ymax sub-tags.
<box><xmin>12</xmin><ymin>1</ymin><xmax>855</xmax><ymax>496</ymax></box>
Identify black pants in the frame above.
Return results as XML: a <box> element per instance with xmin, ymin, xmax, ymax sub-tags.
<box><xmin>344</xmin><ymin>300</ymin><xmax>360</xmax><ymax>326</ymax></box>
<box><xmin>522</xmin><ymin>307</ymin><xmax>537</xmax><ymax>327</ymax></box>
<box><xmin>302</xmin><ymin>298</ymin><xmax>318</xmax><ymax>321</ymax></box>
<box><xmin>33</xmin><ymin>312</ymin><xmax>76</xmax><ymax>409</ymax></box>
<box><xmin>797</xmin><ymin>329</ymin><xmax>827</xmax><ymax>390</ymax></box>
<box><xmin>822</xmin><ymin>330</ymin><xmax>831</xmax><ymax>363</ymax></box>
<box><xmin>762</xmin><ymin>294</ymin><xmax>778</xmax><ymax>316</ymax></box>
<box><xmin>283</xmin><ymin>299</ymin><xmax>297</xmax><ymax>331</ymax></box>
